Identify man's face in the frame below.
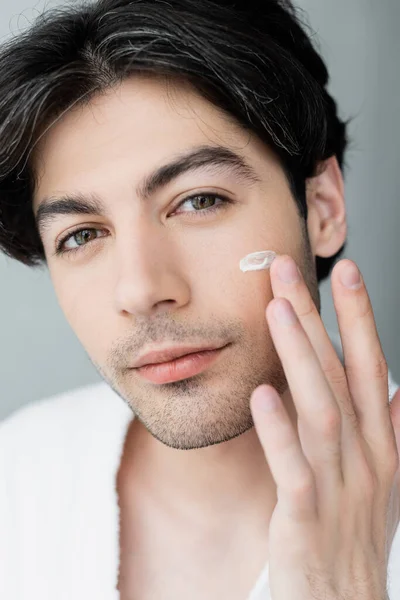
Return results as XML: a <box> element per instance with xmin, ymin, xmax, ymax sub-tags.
<box><xmin>32</xmin><ymin>75</ymin><xmax>319</xmax><ymax>449</ymax></box>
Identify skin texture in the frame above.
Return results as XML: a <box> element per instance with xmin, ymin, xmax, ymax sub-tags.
<box><xmin>31</xmin><ymin>75</ymin><xmax>358</xmax><ymax>598</ymax></box>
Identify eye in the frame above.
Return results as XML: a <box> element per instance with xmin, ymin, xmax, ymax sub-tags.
<box><xmin>54</xmin><ymin>192</ymin><xmax>234</xmax><ymax>257</ymax></box>
<box><xmin>55</xmin><ymin>227</ymin><xmax>107</xmax><ymax>256</ymax></box>
<box><xmin>173</xmin><ymin>192</ymin><xmax>232</xmax><ymax>215</ymax></box>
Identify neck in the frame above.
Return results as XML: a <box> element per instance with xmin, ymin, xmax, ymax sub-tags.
<box><xmin>119</xmin><ymin>388</ymin><xmax>296</xmax><ymax>531</ymax></box>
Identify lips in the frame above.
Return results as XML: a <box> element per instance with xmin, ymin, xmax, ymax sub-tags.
<box><xmin>132</xmin><ymin>344</ymin><xmax>226</xmax><ymax>368</ymax></box>
<box><xmin>134</xmin><ymin>346</ymin><xmax>228</xmax><ymax>384</ymax></box>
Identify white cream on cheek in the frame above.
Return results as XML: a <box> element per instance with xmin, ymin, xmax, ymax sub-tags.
<box><xmin>239</xmin><ymin>250</ymin><xmax>277</xmax><ymax>272</ymax></box>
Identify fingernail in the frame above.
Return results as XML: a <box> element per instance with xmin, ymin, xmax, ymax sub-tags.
<box><xmin>340</xmin><ymin>263</ymin><xmax>362</xmax><ymax>289</ymax></box>
<box><xmin>277</xmin><ymin>258</ymin><xmax>300</xmax><ymax>284</ymax></box>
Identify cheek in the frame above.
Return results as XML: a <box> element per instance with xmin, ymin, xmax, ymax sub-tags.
<box><xmin>214</xmin><ymin>266</ymin><xmax>277</xmax><ymax>367</ymax></box>
<box><xmin>51</xmin><ymin>272</ymin><xmax>106</xmax><ymax>342</ymax></box>
<box><xmin>201</xmin><ymin>252</ymin><xmax>273</xmax><ymax>327</ymax></box>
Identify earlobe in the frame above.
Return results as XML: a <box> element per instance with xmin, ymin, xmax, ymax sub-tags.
<box><xmin>306</xmin><ymin>156</ymin><xmax>347</xmax><ymax>259</ymax></box>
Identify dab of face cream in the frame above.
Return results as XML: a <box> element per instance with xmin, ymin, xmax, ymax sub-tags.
<box><xmin>239</xmin><ymin>250</ymin><xmax>277</xmax><ymax>272</ymax></box>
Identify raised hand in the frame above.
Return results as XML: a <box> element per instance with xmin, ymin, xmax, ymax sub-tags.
<box><xmin>250</xmin><ymin>255</ymin><xmax>400</xmax><ymax>600</ymax></box>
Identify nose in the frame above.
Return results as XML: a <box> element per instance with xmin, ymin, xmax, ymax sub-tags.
<box><xmin>113</xmin><ymin>223</ymin><xmax>190</xmax><ymax>317</ymax></box>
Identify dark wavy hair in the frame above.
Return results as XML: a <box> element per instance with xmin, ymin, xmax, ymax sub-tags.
<box><xmin>0</xmin><ymin>0</ymin><xmax>349</xmax><ymax>281</ymax></box>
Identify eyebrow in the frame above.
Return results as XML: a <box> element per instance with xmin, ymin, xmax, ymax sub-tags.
<box><xmin>34</xmin><ymin>144</ymin><xmax>262</xmax><ymax>237</ymax></box>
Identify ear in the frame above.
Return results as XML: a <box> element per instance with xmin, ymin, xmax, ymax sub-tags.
<box><xmin>306</xmin><ymin>156</ymin><xmax>347</xmax><ymax>258</ymax></box>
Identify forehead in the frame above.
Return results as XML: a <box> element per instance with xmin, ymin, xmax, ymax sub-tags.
<box><xmin>31</xmin><ymin>75</ymin><xmax>279</xmax><ymax>213</ymax></box>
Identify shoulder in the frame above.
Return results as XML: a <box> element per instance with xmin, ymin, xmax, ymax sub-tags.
<box><xmin>0</xmin><ymin>380</ymin><xmax>117</xmax><ymax>447</ymax></box>
<box><xmin>0</xmin><ymin>380</ymin><xmax>132</xmax><ymax>480</ymax></box>
<box><xmin>0</xmin><ymin>381</ymin><xmax>132</xmax><ymax>597</ymax></box>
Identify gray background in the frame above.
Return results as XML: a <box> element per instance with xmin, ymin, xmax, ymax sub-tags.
<box><xmin>0</xmin><ymin>0</ymin><xmax>398</xmax><ymax>421</ymax></box>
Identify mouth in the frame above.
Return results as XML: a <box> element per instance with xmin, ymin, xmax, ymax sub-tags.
<box><xmin>133</xmin><ymin>344</ymin><xmax>230</xmax><ymax>384</ymax></box>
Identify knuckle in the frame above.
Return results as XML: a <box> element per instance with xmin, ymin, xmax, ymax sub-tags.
<box><xmin>291</xmin><ymin>473</ymin><xmax>314</xmax><ymax>499</ymax></box>
<box><xmin>357</xmin><ymin>300</ymin><xmax>373</xmax><ymax>321</ymax></box>
<box><xmin>344</xmin><ymin>353</ymin><xmax>387</xmax><ymax>384</ymax></box>
<box><xmin>320</xmin><ymin>351</ymin><xmax>340</xmax><ymax>370</ymax></box>
<box><xmin>373</xmin><ymin>355</ymin><xmax>388</xmax><ymax>381</ymax></box>
<box><xmin>320</xmin><ymin>356</ymin><xmax>344</xmax><ymax>378</ymax></box>
<box><xmin>320</xmin><ymin>409</ymin><xmax>341</xmax><ymax>438</ymax></box>
<box><xmin>326</xmin><ymin>368</ymin><xmax>348</xmax><ymax>389</ymax></box>
<box><xmin>297</xmin><ymin>300</ymin><xmax>316</xmax><ymax>320</ymax></box>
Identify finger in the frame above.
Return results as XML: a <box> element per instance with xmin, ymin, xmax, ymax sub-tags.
<box><xmin>250</xmin><ymin>383</ymin><xmax>317</xmax><ymax>523</ymax></box>
<box><xmin>266</xmin><ymin>297</ymin><xmax>344</xmax><ymax>484</ymax></box>
<box><xmin>269</xmin><ymin>254</ymin><xmax>356</xmax><ymax>428</ymax></box>
<box><xmin>331</xmin><ymin>260</ymin><xmax>397</xmax><ymax>474</ymax></box>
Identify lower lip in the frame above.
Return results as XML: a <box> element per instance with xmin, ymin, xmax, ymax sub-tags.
<box><xmin>135</xmin><ymin>347</ymin><xmax>227</xmax><ymax>384</ymax></box>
